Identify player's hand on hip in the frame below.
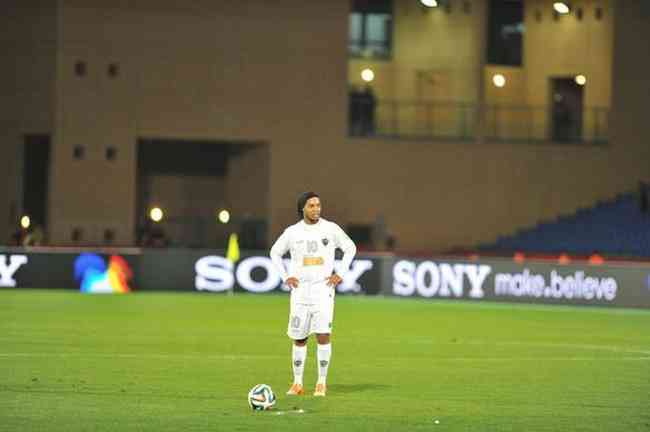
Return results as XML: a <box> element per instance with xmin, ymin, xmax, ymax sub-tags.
<box><xmin>326</xmin><ymin>274</ymin><xmax>343</xmax><ymax>287</ymax></box>
<box><xmin>285</xmin><ymin>277</ymin><xmax>299</xmax><ymax>289</ymax></box>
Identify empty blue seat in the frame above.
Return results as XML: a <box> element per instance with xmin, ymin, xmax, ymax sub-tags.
<box><xmin>477</xmin><ymin>193</ymin><xmax>650</xmax><ymax>257</ymax></box>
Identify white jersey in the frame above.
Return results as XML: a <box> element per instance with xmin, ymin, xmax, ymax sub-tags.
<box><xmin>270</xmin><ymin>218</ymin><xmax>356</xmax><ymax>304</ymax></box>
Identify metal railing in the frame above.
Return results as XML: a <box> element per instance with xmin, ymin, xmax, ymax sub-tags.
<box><xmin>484</xmin><ymin>105</ymin><xmax>609</xmax><ymax>144</ymax></box>
<box><xmin>349</xmin><ymin>100</ymin><xmax>609</xmax><ymax>144</ymax></box>
<box><xmin>350</xmin><ymin>100</ymin><xmax>475</xmax><ymax>140</ymax></box>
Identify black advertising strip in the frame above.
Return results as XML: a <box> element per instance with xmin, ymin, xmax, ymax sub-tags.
<box><xmin>1</xmin><ymin>249</ymin><xmax>650</xmax><ymax>308</ymax></box>
<box><xmin>0</xmin><ymin>250</ymin><xmax>139</xmax><ymax>291</ymax></box>
<box><xmin>0</xmin><ymin>250</ymin><xmax>380</xmax><ymax>296</ymax></box>
<box><xmin>191</xmin><ymin>252</ymin><xmax>379</xmax><ymax>295</ymax></box>
<box><xmin>387</xmin><ymin>256</ymin><xmax>650</xmax><ymax>308</ymax></box>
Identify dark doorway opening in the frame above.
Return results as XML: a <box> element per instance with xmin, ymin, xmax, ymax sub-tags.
<box><xmin>136</xmin><ymin>138</ymin><xmax>269</xmax><ymax>250</ymax></box>
<box><xmin>550</xmin><ymin>77</ymin><xmax>584</xmax><ymax>142</ymax></box>
<box><xmin>23</xmin><ymin>134</ymin><xmax>51</xmax><ymax>231</ymax></box>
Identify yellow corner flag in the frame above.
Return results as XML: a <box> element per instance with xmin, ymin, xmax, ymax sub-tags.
<box><xmin>226</xmin><ymin>233</ymin><xmax>240</xmax><ymax>264</ymax></box>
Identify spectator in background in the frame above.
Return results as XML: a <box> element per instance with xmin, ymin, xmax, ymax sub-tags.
<box><xmin>10</xmin><ymin>227</ymin><xmax>27</xmax><ymax>246</ymax></box>
<box><xmin>349</xmin><ymin>85</ymin><xmax>377</xmax><ymax>136</ymax></box>
<box><xmin>360</xmin><ymin>85</ymin><xmax>376</xmax><ymax>136</ymax></box>
<box><xmin>386</xmin><ymin>234</ymin><xmax>396</xmax><ymax>252</ymax></box>
<box><xmin>349</xmin><ymin>85</ymin><xmax>363</xmax><ymax>136</ymax></box>
<box><xmin>139</xmin><ymin>221</ymin><xmax>169</xmax><ymax>248</ymax></box>
<box><xmin>22</xmin><ymin>225</ymin><xmax>44</xmax><ymax>246</ymax></box>
<box><xmin>552</xmin><ymin>97</ymin><xmax>572</xmax><ymax>142</ymax></box>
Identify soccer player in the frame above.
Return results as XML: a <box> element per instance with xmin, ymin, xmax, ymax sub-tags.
<box><xmin>270</xmin><ymin>192</ymin><xmax>356</xmax><ymax>397</ymax></box>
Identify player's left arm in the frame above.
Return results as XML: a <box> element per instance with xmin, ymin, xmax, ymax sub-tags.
<box><xmin>327</xmin><ymin>223</ymin><xmax>357</xmax><ymax>286</ymax></box>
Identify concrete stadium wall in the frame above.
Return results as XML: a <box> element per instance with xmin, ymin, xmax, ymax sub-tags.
<box><xmin>524</xmin><ymin>0</ymin><xmax>613</xmax><ymax>109</ymax></box>
<box><xmin>349</xmin><ymin>0</ymin><xmax>613</xmax><ymax>110</ymax></box>
<box><xmin>0</xmin><ymin>1</ymin><xmax>57</xmax><ymax>243</ymax></box>
<box><xmin>349</xmin><ymin>0</ymin><xmax>485</xmax><ymax>104</ymax></box>
<box><xmin>610</xmin><ymin>0</ymin><xmax>650</xmax><ymax>184</ymax></box>
<box><xmin>0</xmin><ymin>0</ymin><xmax>648</xmax><ymax>253</ymax></box>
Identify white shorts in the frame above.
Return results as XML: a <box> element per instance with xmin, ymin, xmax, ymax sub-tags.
<box><xmin>287</xmin><ymin>290</ymin><xmax>335</xmax><ymax>340</ymax></box>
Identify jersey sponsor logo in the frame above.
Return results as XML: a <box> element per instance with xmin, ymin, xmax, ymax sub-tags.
<box><xmin>0</xmin><ymin>254</ymin><xmax>28</xmax><ymax>287</ymax></box>
<box><xmin>303</xmin><ymin>256</ymin><xmax>324</xmax><ymax>266</ymax></box>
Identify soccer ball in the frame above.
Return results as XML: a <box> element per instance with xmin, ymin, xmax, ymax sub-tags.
<box><xmin>248</xmin><ymin>384</ymin><xmax>276</xmax><ymax>411</ymax></box>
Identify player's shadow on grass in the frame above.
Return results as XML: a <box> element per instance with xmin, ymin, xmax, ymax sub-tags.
<box><xmin>328</xmin><ymin>383</ymin><xmax>390</xmax><ymax>394</ymax></box>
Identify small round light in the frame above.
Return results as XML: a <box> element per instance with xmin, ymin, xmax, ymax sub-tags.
<box><xmin>20</xmin><ymin>215</ymin><xmax>31</xmax><ymax>229</ymax></box>
<box><xmin>149</xmin><ymin>207</ymin><xmax>164</xmax><ymax>222</ymax></box>
<box><xmin>575</xmin><ymin>74</ymin><xmax>586</xmax><ymax>86</ymax></box>
<box><xmin>361</xmin><ymin>68</ymin><xmax>375</xmax><ymax>83</ymax></box>
<box><xmin>218</xmin><ymin>209</ymin><xmax>231</xmax><ymax>224</ymax></box>
<box><xmin>553</xmin><ymin>2</ymin><xmax>570</xmax><ymax>14</ymax></box>
<box><xmin>492</xmin><ymin>74</ymin><xmax>506</xmax><ymax>88</ymax></box>
<box><xmin>420</xmin><ymin>0</ymin><xmax>438</xmax><ymax>7</ymax></box>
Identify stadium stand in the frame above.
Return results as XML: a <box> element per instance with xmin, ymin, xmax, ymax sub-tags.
<box><xmin>479</xmin><ymin>188</ymin><xmax>650</xmax><ymax>257</ymax></box>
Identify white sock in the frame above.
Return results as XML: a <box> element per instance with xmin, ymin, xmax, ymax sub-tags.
<box><xmin>317</xmin><ymin>343</ymin><xmax>331</xmax><ymax>385</ymax></box>
<box><xmin>292</xmin><ymin>344</ymin><xmax>307</xmax><ymax>385</ymax></box>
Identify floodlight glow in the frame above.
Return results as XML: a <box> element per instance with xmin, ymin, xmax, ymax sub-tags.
<box><xmin>553</xmin><ymin>2</ymin><xmax>571</xmax><ymax>14</ymax></box>
<box><xmin>420</xmin><ymin>0</ymin><xmax>438</xmax><ymax>7</ymax></box>
<box><xmin>20</xmin><ymin>215</ymin><xmax>31</xmax><ymax>229</ymax></box>
<box><xmin>575</xmin><ymin>74</ymin><xmax>586</xmax><ymax>86</ymax></box>
<box><xmin>218</xmin><ymin>209</ymin><xmax>231</xmax><ymax>224</ymax></box>
<box><xmin>149</xmin><ymin>207</ymin><xmax>164</xmax><ymax>222</ymax></box>
<box><xmin>493</xmin><ymin>74</ymin><xmax>506</xmax><ymax>88</ymax></box>
<box><xmin>361</xmin><ymin>68</ymin><xmax>375</xmax><ymax>82</ymax></box>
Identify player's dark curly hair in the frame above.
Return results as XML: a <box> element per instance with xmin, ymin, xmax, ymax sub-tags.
<box><xmin>297</xmin><ymin>191</ymin><xmax>319</xmax><ymax>217</ymax></box>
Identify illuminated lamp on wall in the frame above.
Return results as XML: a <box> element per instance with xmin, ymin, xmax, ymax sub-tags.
<box><xmin>553</xmin><ymin>2</ymin><xmax>571</xmax><ymax>15</ymax></box>
<box><xmin>361</xmin><ymin>68</ymin><xmax>375</xmax><ymax>83</ymax></box>
<box><xmin>420</xmin><ymin>0</ymin><xmax>438</xmax><ymax>8</ymax></box>
<box><xmin>20</xmin><ymin>215</ymin><xmax>31</xmax><ymax>230</ymax></box>
<box><xmin>218</xmin><ymin>209</ymin><xmax>231</xmax><ymax>224</ymax></box>
<box><xmin>575</xmin><ymin>74</ymin><xmax>587</xmax><ymax>86</ymax></box>
<box><xmin>149</xmin><ymin>207</ymin><xmax>164</xmax><ymax>223</ymax></box>
<box><xmin>492</xmin><ymin>74</ymin><xmax>506</xmax><ymax>88</ymax></box>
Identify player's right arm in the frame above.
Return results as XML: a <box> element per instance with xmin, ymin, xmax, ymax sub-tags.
<box><xmin>270</xmin><ymin>228</ymin><xmax>299</xmax><ymax>288</ymax></box>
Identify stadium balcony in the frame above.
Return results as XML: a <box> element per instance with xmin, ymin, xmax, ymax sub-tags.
<box><xmin>349</xmin><ymin>99</ymin><xmax>609</xmax><ymax>145</ymax></box>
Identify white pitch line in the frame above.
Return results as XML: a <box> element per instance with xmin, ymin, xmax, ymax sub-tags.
<box><xmin>274</xmin><ymin>409</ymin><xmax>305</xmax><ymax>415</ymax></box>
<box><xmin>403</xmin><ymin>339</ymin><xmax>650</xmax><ymax>356</ymax></box>
<box><xmin>0</xmin><ymin>352</ymin><xmax>284</xmax><ymax>361</ymax></box>
<box><xmin>468</xmin><ymin>341</ymin><xmax>650</xmax><ymax>356</ymax></box>
<box><xmin>0</xmin><ymin>352</ymin><xmax>647</xmax><ymax>362</ymax></box>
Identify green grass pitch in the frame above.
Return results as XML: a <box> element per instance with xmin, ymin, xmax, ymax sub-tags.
<box><xmin>1</xmin><ymin>289</ymin><xmax>649</xmax><ymax>431</ymax></box>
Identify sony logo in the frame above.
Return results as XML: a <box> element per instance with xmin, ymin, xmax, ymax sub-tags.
<box><xmin>0</xmin><ymin>255</ymin><xmax>28</xmax><ymax>287</ymax></box>
<box><xmin>195</xmin><ymin>255</ymin><xmax>373</xmax><ymax>294</ymax></box>
<box><xmin>393</xmin><ymin>260</ymin><xmax>491</xmax><ymax>299</ymax></box>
